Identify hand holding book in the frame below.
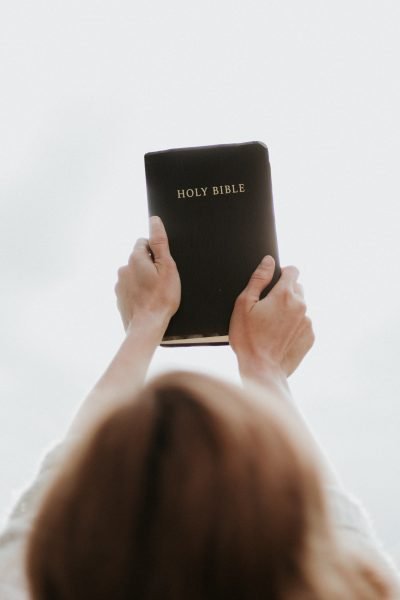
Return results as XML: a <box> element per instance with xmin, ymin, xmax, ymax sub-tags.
<box><xmin>115</xmin><ymin>216</ymin><xmax>313</xmax><ymax>380</ymax></box>
<box><xmin>229</xmin><ymin>255</ymin><xmax>314</xmax><ymax>379</ymax></box>
<box><xmin>115</xmin><ymin>216</ymin><xmax>181</xmax><ymax>334</ymax></box>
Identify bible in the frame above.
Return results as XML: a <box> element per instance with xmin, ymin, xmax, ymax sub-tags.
<box><xmin>144</xmin><ymin>141</ymin><xmax>280</xmax><ymax>346</ymax></box>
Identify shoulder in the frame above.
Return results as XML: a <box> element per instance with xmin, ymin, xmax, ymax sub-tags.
<box><xmin>325</xmin><ymin>483</ymin><xmax>400</xmax><ymax>594</ymax></box>
<box><xmin>0</xmin><ymin>441</ymin><xmax>71</xmax><ymax>600</ymax></box>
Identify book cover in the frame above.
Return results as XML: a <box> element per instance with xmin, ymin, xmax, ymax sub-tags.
<box><xmin>144</xmin><ymin>141</ymin><xmax>280</xmax><ymax>346</ymax></box>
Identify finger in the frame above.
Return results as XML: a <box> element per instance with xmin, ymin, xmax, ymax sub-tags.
<box><xmin>293</xmin><ymin>282</ymin><xmax>304</xmax><ymax>298</ymax></box>
<box><xmin>116</xmin><ymin>265</ymin><xmax>128</xmax><ymax>280</ymax></box>
<box><xmin>131</xmin><ymin>237</ymin><xmax>151</xmax><ymax>258</ymax></box>
<box><xmin>114</xmin><ymin>265</ymin><xmax>128</xmax><ymax>295</ymax></box>
<box><xmin>149</xmin><ymin>215</ymin><xmax>171</xmax><ymax>262</ymax></box>
<box><xmin>134</xmin><ymin>237</ymin><xmax>149</xmax><ymax>252</ymax></box>
<box><xmin>296</xmin><ymin>316</ymin><xmax>315</xmax><ymax>349</ymax></box>
<box><xmin>244</xmin><ymin>255</ymin><xmax>275</xmax><ymax>300</ymax></box>
<box><xmin>279</xmin><ymin>266</ymin><xmax>300</xmax><ymax>287</ymax></box>
<box><xmin>127</xmin><ymin>238</ymin><xmax>153</xmax><ymax>266</ymax></box>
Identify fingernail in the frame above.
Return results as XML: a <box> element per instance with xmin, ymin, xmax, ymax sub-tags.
<box><xmin>261</xmin><ymin>255</ymin><xmax>273</xmax><ymax>267</ymax></box>
<box><xmin>150</xmin><ymin>215</ymin><xmax>161</xmax><ymax>225</ymax></box>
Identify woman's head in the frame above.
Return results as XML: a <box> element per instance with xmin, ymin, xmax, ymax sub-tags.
<box><xmin>26</xmin><ymin>371</ymin><xmax>393</xmax><ymax>599</ymax></box>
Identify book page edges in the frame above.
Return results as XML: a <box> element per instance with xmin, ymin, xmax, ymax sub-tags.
<box><xmin>161</xmin><ymin>334</ymin><xmax>229</xmax><ymax>346</ymax></box>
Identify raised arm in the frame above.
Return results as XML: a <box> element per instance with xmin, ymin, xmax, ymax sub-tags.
<box><xmin>67</xmin><ymin>215</ymin><xmax>181</xmax><ymax>438</ymax></box>
<box><xmin>229</xmin><ymin>255</ymin><xmax>340</xmax><ymax>486</ymax></box>
<box><xmin>0</xmin><ymin>216</ymin><xmax>180</xmax><ymax>598</ymax></box>
<box><xmin>229</xmin><ymin>256</ymin><xmax>400</xmax><ymax>589</ymax></box>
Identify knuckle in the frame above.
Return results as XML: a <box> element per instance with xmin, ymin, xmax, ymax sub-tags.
<box><xmin>286</xmin><ymin>265</ymin><xmax>300</xmax><ymax>279</ymax></box>
<box><xmin>117</xmin><ymin>266</ymin><xmax>127</xmax><ymax>279</ymax></box>
<box><xmin>252</xmin><ymin>265</ymin><xmax>268</xmax><ymax>280</ymax></box>
<box><xmin>278</xmin><ymin>284</ymin><xmax>306</xmax><ymax>314</ymax></box>
<box><xmin>281</xmin><ymin>265</ymin><xmax>294</xmax><ymax>278</ymax></box>
<box><xmin>278</xmin><ymin>285</ymin><xmax>292</xmax><ymax>304</ymax></box>
<box><xmin>303</xmin><ymin>316</ymin><xmax>315</xmax><ymax>345</ymax></box>
<box><xmin>130</xmin><ymin>247</ymin><xmax>142</xmax><ymax>261</ymax></box>
<box><xmin>297</xmin><ymin>299</ymin><xmax>307</xmax><ymax>315</ymax></box>
<box><xmin>303</xmin><ymin>315</ymin><xmax>312</xmax><ymax>329</ymax></box>
<box><xmin>151</xmin><ymin>235</ymin><xmax>167</xmax><ymax>246</ymax></box>
<box><xmin>235</xmin><ymin>291</ymin><xmax>247</xmax><ymax>307</ymax></box>
<box><xmin>308</xmin><ymin>320</ymin><xmax>316</xmax><ymax>343</ymax></box>
<box><xmin>165</xmin><ymin>255</ymin><xmax>176</xmax><ymax>268</ymax></box>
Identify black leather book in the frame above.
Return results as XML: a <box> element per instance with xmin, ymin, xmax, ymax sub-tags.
<box><xmin>144</xmin><ymin>141</ymin><xmax>280</xmax><ymax>346</ymax></box>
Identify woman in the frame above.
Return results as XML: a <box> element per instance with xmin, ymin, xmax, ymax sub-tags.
<box><xmin>1</xmin><ymin>216</ymin><xmax>399</xmax><ymax>599</ymax></box>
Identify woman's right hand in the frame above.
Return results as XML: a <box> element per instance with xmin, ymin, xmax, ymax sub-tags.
<box><xmin>115</xmin><ymin>216</ymin><xmax>181</xmax><ymax>334</ymax></box>
<box><xmin>229</xmin><ymin>256</ymin><xmax>314</xmax><ymax>379</ymax></box>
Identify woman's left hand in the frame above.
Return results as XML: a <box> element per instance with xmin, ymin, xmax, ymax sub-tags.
<box><xmin>115</xmin><ymin>216</ymin><xmax>181</xmax><ymax>333</ymax></box>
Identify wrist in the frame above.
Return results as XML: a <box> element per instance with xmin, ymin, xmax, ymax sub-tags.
<box><xmin>237</xmin><ymin>354</ymin><xmax>287</xmax><ymax>386</ymax></box>
<box><xmin>127</xmin><ymin>310</ymin><xmax>170</xmax><ymax>342</ymax></box>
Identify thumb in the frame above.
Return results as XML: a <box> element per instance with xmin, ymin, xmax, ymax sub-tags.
<box><xmin>244</xmin><ymin>256</ymin><xmax>275</xmax><ymax>300</ymax></box>
<box><xmin>149</xmin><ymin>215</ymin><xmax>171</xmax><ymax>262</ymax></box>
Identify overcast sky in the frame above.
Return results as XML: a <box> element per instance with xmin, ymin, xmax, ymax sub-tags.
<box><xmin>1</xmin><ymin>0</ymin><xmax>400</xmax><ymax>561</ymax></box>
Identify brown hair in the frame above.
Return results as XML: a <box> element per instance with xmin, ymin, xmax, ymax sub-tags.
<box><xmin>26</xmin><ymin>371</ymin><xmax>394</xmax><ymax>599</ymax></box>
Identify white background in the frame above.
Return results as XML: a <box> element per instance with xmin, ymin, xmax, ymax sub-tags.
<box><xmin>1</xmin><ymin>0</ymin><xmax>399</xmax><ymax>562</ymax></box>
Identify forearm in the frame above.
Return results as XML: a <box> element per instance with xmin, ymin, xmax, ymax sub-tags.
<box><xmin>67</xmin><ymin>312</ymin><xmax>168</xmax><ymax>438</ymax></box>
<box><xmin>238</xmin><ymin>359</ymin><xmax>343</xmax><ymax>488</ymax></box>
